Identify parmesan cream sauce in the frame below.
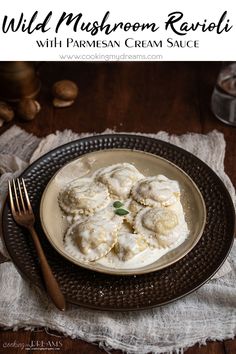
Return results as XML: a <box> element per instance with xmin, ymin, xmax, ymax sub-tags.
<box><xmin>57</xmin><ymin>160</ymin><xmax>189</xmax><ymax>269</ymax></box>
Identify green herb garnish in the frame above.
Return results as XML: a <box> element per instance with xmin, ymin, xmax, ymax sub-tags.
<box><xmin>115</xmin><ymin>208</ymin><xmax>129</xmax><ymax>216</ymax></box>
<box><xmin>113</xmin><ymin>201</ymin><xmax>124</xmax><ymax>208</ymax></box>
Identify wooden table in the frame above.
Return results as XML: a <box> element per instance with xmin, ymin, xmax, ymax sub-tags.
<box><xmin>0</xmin><ymin>62</ymin><xmax>235</xmax><ymax>354</ymax></box>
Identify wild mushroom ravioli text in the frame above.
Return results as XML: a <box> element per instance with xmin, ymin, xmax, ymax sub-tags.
<box><xmin>1</xmin><ymin>10</ymin><xmax>233</xmax><ymax>36</ymax></box>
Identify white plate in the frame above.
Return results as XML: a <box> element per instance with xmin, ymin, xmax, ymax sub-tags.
<box><xmin>40</xmin><ymin>149</ymin><xmax>206</xmax><ymax>275</ymax></box>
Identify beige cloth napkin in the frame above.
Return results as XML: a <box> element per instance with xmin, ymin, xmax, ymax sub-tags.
<box><xmin>0</xmin><ymin>126</ymin><xmax>235</xmax><ymax>354</ymax></box>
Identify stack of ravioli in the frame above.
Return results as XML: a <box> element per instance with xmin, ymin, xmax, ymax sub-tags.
<box><xmin>58</xmin><ymin>163</ymin><xmax>188</xmax><ymax>264</ymax></box>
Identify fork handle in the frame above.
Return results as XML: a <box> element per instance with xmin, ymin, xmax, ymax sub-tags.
<box><xmin>28</xmin><ymin>226</ymin><xmax>66</xmax><ymax>311</ymax></box>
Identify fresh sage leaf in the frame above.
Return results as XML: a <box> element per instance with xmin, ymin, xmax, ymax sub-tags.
<box><xmin>113</xmin><ymin>201</ymin><xmax>124</xmax><ymax>208</ymax></box>
<box><xmin>115</xmin><ymin>208</ymin><xmax>129</xmax><ymax>216</ymax></box>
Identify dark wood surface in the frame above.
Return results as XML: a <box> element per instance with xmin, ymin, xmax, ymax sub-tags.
<box><xmin>0</xmin><ymin>62</ymin><xmax>235</xmax><ymax>354</ymax></box>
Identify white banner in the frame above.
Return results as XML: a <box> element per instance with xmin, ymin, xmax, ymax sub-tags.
<box><xmin>0</xmin><ymin>0</ymin><xmax>235</xmax><ymax>61</ymax></box>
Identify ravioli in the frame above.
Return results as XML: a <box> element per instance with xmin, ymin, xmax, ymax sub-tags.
<box><xmin>95</xmin><ymin>163</ymin><xmax>144</xmax><ymax>199</ymax></box>
<box><xmin>58</xmin><ymin>162</ymin><xmax>189</xmax><ymax>267</ymax></box>
<box><xmin>58</xmin><ymin>177</ymin><xmax>110</xmax><ymax>216</ymax></box>
<box><xmin>113</xmin><ymin>232</ymin><xmax>148</xmax><ymax>261</ymax></box>
<box><xmin>132</xmin><ymin>175</ymin><xmax>180</xmax><ymax>207</ymax></box>
<box><xmin>64</xmin><ymin>214</ymin><xmax>121</xmax><ymax>261</ymax></box>
<box><xmin>134</xmin><ymin>207</ymin><xmax>185</xmax><ymax>248</ymax></box>
<box><xmin>123</xmin><ymin>198</ymin><xmax>145</xmax><ymax>226</ymax></box>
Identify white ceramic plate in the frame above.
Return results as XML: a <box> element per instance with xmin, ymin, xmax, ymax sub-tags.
<box><xmin>40</xmin><ymin>149</ymin><xmax>206</xmax><ymax>275</ymax></box>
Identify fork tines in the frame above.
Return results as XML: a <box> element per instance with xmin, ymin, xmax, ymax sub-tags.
<box><xmin>8</xmin><ymin>178</ymin><xmax>33</xmax><ymax>215</ymax></box>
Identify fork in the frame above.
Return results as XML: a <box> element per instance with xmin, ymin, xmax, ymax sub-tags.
<box><xmin>8</xmin><ymin>178</ymin><xmax>66</xmax><ymax>311</ymax></box>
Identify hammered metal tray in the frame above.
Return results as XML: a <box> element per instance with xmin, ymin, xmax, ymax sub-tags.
<box><xmin>2</xmin><ymin>134</ymin><xmax>235</xmax><ymax>311</ymax></box>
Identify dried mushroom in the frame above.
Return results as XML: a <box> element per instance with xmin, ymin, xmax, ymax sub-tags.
<box><xmin>17</xmin><ymin>98</ymin><xmax>41</xmax><ymax>121</ymax></box>
<box><xmin>0</xmin><ymin>101</ymin><xmax>14</xmax><ymax>122</ymax></box>
<box><xmin>52</xmin><ymin>80</ymin><xmax>78</xmax><ymax>107</ymax></box>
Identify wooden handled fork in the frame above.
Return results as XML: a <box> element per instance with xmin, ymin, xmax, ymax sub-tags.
<box><xmin>8</xmin><ymin>178</ymin><xmax>66</xmax><ymax>311</ymax></box>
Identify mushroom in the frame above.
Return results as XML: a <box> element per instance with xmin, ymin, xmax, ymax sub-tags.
<box><xmin>52</xmin><ymin>80</ymin><xmax>78</xmax><ymax>107</ymax></box>
<box><xmin>17</xmin><ymin>98</ymin><xmax>41</xmax><ymax>121</ymax></box>
<box><xmin>0</xmin><ymin>101</ymin><xmax>15</xmax><ymax>123</ymax></box>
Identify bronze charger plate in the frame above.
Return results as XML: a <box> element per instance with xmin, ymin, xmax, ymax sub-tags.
<box><xmin>2</xmin><ymin>134</ymin><xmax>235</xmax><ymax>311</ymax></box>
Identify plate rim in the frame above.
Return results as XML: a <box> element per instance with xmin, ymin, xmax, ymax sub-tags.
<box><xmin>39</xmin><ymin>148</ymin><xmax>207</xmax><ymax>275</ymax></box>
